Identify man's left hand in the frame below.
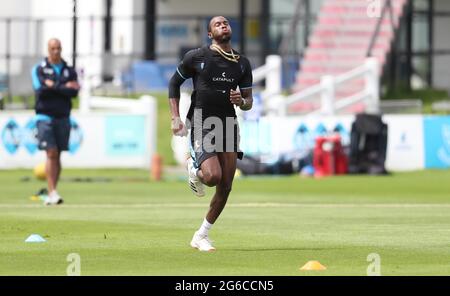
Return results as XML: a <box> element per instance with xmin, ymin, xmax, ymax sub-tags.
<box><xmin>65</xmin><ymin>81</ymin><xmax>80</xmax><ymax>90</ymax></box>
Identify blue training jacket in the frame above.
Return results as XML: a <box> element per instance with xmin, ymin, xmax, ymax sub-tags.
<box><xmin>31</xmin><ymin>58</ymin><xmax>79</xmax><ymax>118</ymax></box>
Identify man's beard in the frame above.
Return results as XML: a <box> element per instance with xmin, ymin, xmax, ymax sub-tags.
<box><xmin>219</xmin><ymin>34</ymin><xmax>231</xmax><ymax>43</ymax></box>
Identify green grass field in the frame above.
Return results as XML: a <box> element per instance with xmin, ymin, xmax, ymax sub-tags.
<box><xmin>1</xmin><ymin>169</ymin><xmax>450</xmax><ymax>275</ymax></box>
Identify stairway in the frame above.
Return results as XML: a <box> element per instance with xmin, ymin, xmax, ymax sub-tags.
<box><xmin>290</xmin><ymin>0</ymin><xmax>408</xmax><ymax>114</ymax></box>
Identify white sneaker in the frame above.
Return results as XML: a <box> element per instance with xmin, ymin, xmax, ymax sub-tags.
<box><xmin>187</xmin><ymin>158</ymin><xmax>205</xmax><ymax>197</ymax></box>
<box><xmin>190</xmin><ymin>231</ymin><xmax>216</xmax><ymax>252</ymax></box>
<box><xmin>44</xmin><ymin>191</ymin><xmax>64</xmax><ymax>206</ymax></box>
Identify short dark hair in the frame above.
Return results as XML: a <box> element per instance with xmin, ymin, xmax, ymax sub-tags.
<box><xmin>207</xmin><ymin>17</ymin><xmax>215</xmax><ymax>33</ymax></box>
<box><xmin>207</xmin><ymin>16</ymin><xmax>227</xmax><ymax>33</ymax></box>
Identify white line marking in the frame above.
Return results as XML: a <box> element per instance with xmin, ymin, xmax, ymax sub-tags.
<box><xmin>1</xmin><ymin>203</ymin><xmax>450</xmax><ymax>209</ymax></box>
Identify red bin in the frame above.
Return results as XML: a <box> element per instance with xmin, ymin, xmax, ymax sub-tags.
<box><xmin>313</xmin><ymin>134</ymin><xmax>348</xmax><ymax>177</ymax></box>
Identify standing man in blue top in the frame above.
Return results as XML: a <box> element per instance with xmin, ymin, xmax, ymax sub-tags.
<box><xmin>31</xmin><ymin>38</ymin><xmax>80</xmax><ymax>205</ymax></box>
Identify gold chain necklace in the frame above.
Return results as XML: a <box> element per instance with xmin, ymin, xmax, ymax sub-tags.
<box><xmin>210</xmin><ymin>44</ymin><xmax>240</xmax><ymax>63</ymax></box>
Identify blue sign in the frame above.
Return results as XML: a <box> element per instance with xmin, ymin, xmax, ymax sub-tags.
<box><xmin>1</xmin><ymin>119</ymin><xmax>21</xmax><ymax>155</ymax></box>
<box><xmin>424</xmin><ymin>116</ymin><xmax>450</xmax><ymax>168</ymax></box>
<box><xmin>293</xmin><ymin>122</ymin><xmax>349</xmax><ymax>151</ymax></box>
<box><xmin>1</xmin><ymin>116</ymin><xmax>83</xmax><ymax>155</ymax></box>
<box><xmin>240</xmin><ymin>119</ymin><xmax>272</xmax><ymax>155</ymax></box>
<box><xmin>159</xmin><ymin>25</ymin><xmax>188</xmax><ymax>37</ymax></box>
<box><xmin>69</xmin><ymin>118</ymin><xmax>83</xmax><ymax>155</ymax></box>
<box><xmin>333</xmin><ymin>123</ymin><xmax>350</xmax><ymax>146</ymax></box>
<box><xmin>293</xmin><ymin>123</ymin><xmax>314</xmax><ymax>151</ymax></box>
<box><xmin>105</xmin><ymin>116</ymin><xmax>146</xmax><ymax>156</ymax></box>
<box><xmin>22</xmin><ymin>117</ymin><xmax>39</xmax><ymax>155</ymax></box>
<box><xmin>242</xmin><ymin>120</ymin><xmax>350</xmax><ymax>156</ymax></box>
<box><xmin>315</xmin><ymin>123</ymin><xmax>327</xmax><ymax>136</ymax></box>
<box><xmin>130</xmin><ymin>61</ymin><xmax>177</xmax><ymax>91</ymax></box>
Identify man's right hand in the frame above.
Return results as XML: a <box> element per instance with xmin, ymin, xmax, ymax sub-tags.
<box><xmin>44</xmin><ymin>79</ymin><xmax>55</xmax><ymax>88</ymax></box>
<box><xmin>171</xmin><ymin>117</ymin><xmax>188</xmax><ymax>137</ymax></box>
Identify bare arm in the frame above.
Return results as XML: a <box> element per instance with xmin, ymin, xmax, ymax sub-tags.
<box><xmin>169</xmin><ymin>98</ymin><xmax>181</xmax><ymax>119</ymax></box>
<box><xmin>240</xmin><ymin>88</ymin><xmax>253</xmax><ymax>111</ymax></box>
<box><xmin>169</xmin><ymin>98</ymin><xmax>187</xmax><ymax>136</ymax></box>
<box><xmin>168</xmin><ymin>49</ymin><xmax>197</xmax><ymax>136</ymax></box>
<box><xmin>230</xmin><ymin>88</ymin><xmax>253</xmax><ymax>111</ymax></box>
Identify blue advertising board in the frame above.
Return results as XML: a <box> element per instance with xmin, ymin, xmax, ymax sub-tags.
<box><xmin>105</xmin><ymin>115</ymin><xmax>146</xmax><ymax>156</ymax></box>
<box><xmin>424</xmin><ymin>116</ymin><xmax>450</xmax><ymax>168</ymax></box>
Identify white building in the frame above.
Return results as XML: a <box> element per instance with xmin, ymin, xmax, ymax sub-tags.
<box><xmin>0</xmin><ymin>0</ymin><xmax>449</xmax><ymax>96</ymax></box>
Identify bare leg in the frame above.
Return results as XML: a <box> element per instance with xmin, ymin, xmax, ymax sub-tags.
<box><xmin>205</xmin><ymin>152</ymin><xmax>237</xmax><ymax>224</ymax></box>
<box><xmin>198</xmin><ymin>156</ymin><xmax>222</xmax><ymax>187</ymax></box>
<box><xmin>56</xmin><ymin>156</ymin><xmax>62</xmax><ymax>185</ymax></box>
<box><xmin>190</xmin><ymin>152</ymin><xmax>237</xmax><ymax>250</ymax></box>
<box><xmin>46</xmin><ymin>148</ymin><xmax>61</xmax><ymax>193</ymax></box>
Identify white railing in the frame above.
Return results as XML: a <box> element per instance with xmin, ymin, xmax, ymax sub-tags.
<box><xmin>252</xmin><ymin>55</ymin><xmax>282</xmax><ymax>98</ymax></box>
<box><xmin>282</xmin><ymin>57</ymin><xmax>380</xmax><ymax>115</ymax></box>
<box><xmin>79</xmin><ymin>74</ymin><xmax>155</xmax><ymax>111</ymax></box>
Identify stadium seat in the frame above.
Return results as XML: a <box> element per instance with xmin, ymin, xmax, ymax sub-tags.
<box><xmin>291</xmin><ymin>0</ymin><xmax>408</xmax><ymax>114</ymax></box>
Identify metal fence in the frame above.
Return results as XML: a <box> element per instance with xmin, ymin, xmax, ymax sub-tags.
<box><xmin>0</xmin><ymin>11</ymin><xmax>318</xmax><ymax>109</ymax></box>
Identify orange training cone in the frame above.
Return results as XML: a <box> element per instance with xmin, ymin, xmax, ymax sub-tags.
<box><xmin>300</xmin><ymin>260</ymin><xmax>327</xmax><ymax>271</ymax></box>
<box><xmin>151</xmin><ymin>154</ymin><xmax>163</xmax><ymax>181</ymax></box>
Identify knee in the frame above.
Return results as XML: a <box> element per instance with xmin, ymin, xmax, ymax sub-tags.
<box><xmin>203</xmin><ymin>170</ymin><xmax>222</xmax><ymax>187</ymax></box>
<box><xmin>47</xmin><ymin>149</ymin><xmax>59</xmax><ymax>159</ymax></box>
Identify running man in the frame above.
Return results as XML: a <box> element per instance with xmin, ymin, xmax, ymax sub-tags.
<box><xmin>168</xmin><ymin>16</ymin><xmax>253</xmax><ymax>251</ymax></box>
<box><xmin>31</xmin><ymin>38</ymin><xmax>80</xmax><ymax>205</ymax></box>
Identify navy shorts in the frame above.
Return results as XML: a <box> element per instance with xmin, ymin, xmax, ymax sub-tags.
<box><xmin>36</xmin><ymin>117</ymin><xmax>71</xmax><ymax>151</ymax></box>
<box><xmin>189</xmin><ymin>111</ymin><xmax>243</xmax><ymax>168</ymax></box>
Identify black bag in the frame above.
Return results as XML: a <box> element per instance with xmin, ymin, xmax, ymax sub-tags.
<box><xmin>348</xmin><ymin>113</ymin><xmax>388</xmax><ymax>175</ymax></box>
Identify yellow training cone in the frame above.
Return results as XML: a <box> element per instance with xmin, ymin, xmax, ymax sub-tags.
<box><xmin>300</xmin><ymin>260</ymin><xmax>327</xmax><ymax>271</ymax></box>
<box><xmin>30</xmin><ymin>195</ymin><xmax>40</xmax><ymax>201</ymax></box>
